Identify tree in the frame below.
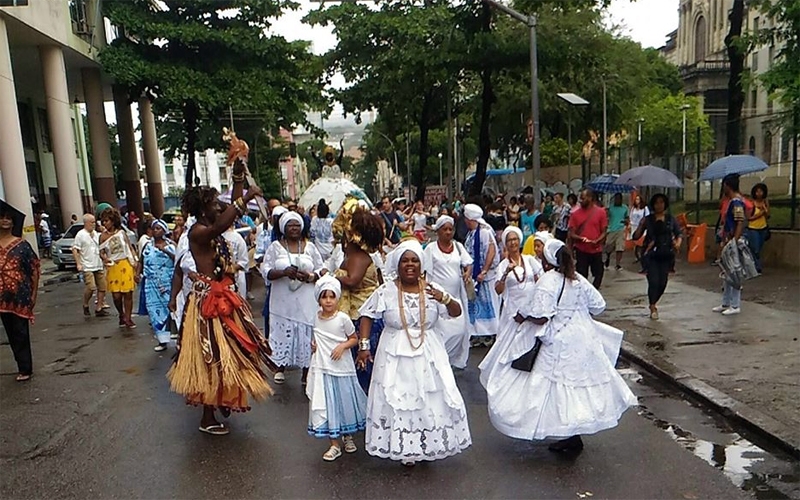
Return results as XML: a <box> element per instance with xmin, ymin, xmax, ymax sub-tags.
<box><xmin>101</xmin><ymin>0</ymin><xmax>323</xmax><ymax>189</ymax></box>
<box><xmin>746</xmin><ymin>0</ymin><xmax>800</xmax><ymax>125</ymax></box>
<box><xmin>307</xmin><ymin>0</ymin><xmax>459</xmax><ymax>200</ymax></box>
<box><xmin>634</xmin><ymin>91</ymin><xmax>714</xmax><ymax>158</ymax></box>
<box><xmin>724</xmin><ymin>0</ymin><xmax>746</xmax><ymax>155</ymax></box>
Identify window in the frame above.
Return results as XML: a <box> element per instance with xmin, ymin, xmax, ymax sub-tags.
<box><xmin>37</xmin><ymin>109</ymin><xmax>51</xmax><ymax>152</ymax></box>
<box><xmin>17</xmin><ymin>102</ymin><xmax>35</xmax><ymax>149</ymax></box>
<box><xmin>753</xmin><ymin>16</ymin><xmax>760</xmax><ymax>33</ymax></box>
<box><xmin>767</xmin><ymin>97</ymin><xmax>773</xmax><ymax>114</ymax></box>
<box><xmin>694</xmin><ymin>16</ymin><xmax>707</xmax><ymax>63</ymax></box>
<box><xmin>751</xmin><ymin>90</ymin><xmax>758</xmax><ymax>115</ymax></box>
<box><xmin>781</xmin><ymin>129</ymin><xmax>791</xmax><ymax>162</ymax></box>
<box><xmin>752</xmin><ymin>51</ymin><xmax>759</xmax><ymax>73</ymax></box>
<box><xmin>165</xmin><ymin>164</ymin><xmax>174</xmax><ymax>174</ymax></box>
<box><xmin>768</xmin><ymin>45</ymin><xmax>774</xmax><ymax>66</ymax></box>
<box><xmin>763</xmin><ymin>132</ymin><xmax>772</xmax><ymax>164</ymax></box>
<box><xmin>748</xmin><ymin>136</ymin><xmax>756</xmax><ymax>156</ymax></box>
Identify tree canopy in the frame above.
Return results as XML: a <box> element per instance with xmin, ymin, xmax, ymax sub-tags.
<box><xmin>101</xmin><ymin>0</ymin><xmax>323</xmax><ymax>188</ymax></box>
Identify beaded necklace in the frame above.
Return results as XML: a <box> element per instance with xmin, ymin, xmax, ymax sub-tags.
<box><xmin>396</xmin><ymin>278</ymin><xmax>426</xmax><ymax>350</ymax></box>
<box><xmin>507</xmin><ymin>253</ymin><xmax>527</xmax><ymax>283</ymax></box>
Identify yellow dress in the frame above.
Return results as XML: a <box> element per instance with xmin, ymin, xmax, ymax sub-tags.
<box><xmin>101</xmin><ymin>230</ymin><xmax>137</xmax><ymax>293</ymax></box>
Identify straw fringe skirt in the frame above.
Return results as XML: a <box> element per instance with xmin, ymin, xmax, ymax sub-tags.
<box><xmin>167</xmin><ymin>277</ymin><xmax>273</xmax><ymax>411</ymax></box>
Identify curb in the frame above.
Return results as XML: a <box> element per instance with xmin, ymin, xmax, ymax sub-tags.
<box><xmin>42</xmin><ymin>273</ymin><xmax>78</xmax><ymax>287</ymax></box>
<box><xmin>620</xmin><ymin>340</ymin><xmax>800</xmax><ymax>460</ymax></box>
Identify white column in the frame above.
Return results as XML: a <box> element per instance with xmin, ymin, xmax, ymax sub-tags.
<box><xmin>40</xmin><ymin>45</ymin><xmax>84</xmax><ymax>229</ymax></box>
<box><xmin>138</xmin><ymin>97</ymin><xmax>164</xmax><ymax>216</ymax></box>
<box><xmin>82</xmin><ymin>67</ymin><xmax>117</xmax><ymax>206</ymax></box>
<box><xmin>0</xmin><ymin>17</ymin><xmax>37</xmax><ymax>251</ymax></box>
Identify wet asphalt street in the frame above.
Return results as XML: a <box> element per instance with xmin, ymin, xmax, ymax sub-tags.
<box><xmin>1</xmin><ymin>278</ymin><xmax>798</xmax><ymax>499</ymax></box>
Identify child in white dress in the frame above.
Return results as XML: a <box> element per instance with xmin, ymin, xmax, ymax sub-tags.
<box><xmin>307</xmin><ymin>275</ymin><xmax>368</xmax><ymax>461</ymax></box>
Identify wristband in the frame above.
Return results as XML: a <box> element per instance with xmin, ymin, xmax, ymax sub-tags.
<box><xmin>358</xmin><ymin>338</ymin><xmax>371</xmax><ymax>351</ymax></box>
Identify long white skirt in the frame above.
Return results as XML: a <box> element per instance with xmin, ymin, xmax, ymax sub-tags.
<box><xmin>269</xmin><ymin>316</ymin><xmax>313</xmax><ymax>368</ymax></box>
<box><xmin>479</xmin><ymin>317</ymin><xmax>636</xmax><ymax>440</ymax></box>
<box><xmin>366</xmin><ymin>327</ymin><xmax>472</xmax><ymax>462</ymax></box>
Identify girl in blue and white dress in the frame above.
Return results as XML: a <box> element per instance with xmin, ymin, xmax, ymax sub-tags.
<box><xmin>479</xmin><ymin>238</ymin><xmax>637</xmax><ymax>453</ymax></box>
<box><xmin>307</xmin><ymin>275</ymin><xmax>368</xmax><ymax>462</ymax></box>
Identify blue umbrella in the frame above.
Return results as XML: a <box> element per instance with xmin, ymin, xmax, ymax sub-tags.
<box><xmin>615</xmin><ymin>165</ymin><xmax>683</xmax><ymax>188</ymax></box>
<box><xmin>586</xmin><ymin>174</ymin><xmax>634</xmax><ymax>194</ymax></box>
<box><xmin>700</xmin><ymin>155</ymin><xmax>769</xmax><ymax>181</ymax></box>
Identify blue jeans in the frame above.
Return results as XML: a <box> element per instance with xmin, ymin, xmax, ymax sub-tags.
<box><xmin>722</xmin><ymin>280</ymin><xmax>741</xmax><ymax>309</ymax></box>
<box><xmin>746</xmin><ymin>228</ymin><xmax>767</xmax><ymax>272</ymax></box>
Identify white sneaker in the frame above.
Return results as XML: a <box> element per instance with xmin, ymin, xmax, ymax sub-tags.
<box><xmin>274</xmin><ymin>372</ymin><xmax>285</xmax><ymax>384</ymax></box>
<box><xmin>712</xmin><ymin>305</ymin><xmax>728</xmax><ymax>313</ymax></box>
<box><xmin>722</xmin><ymin>307</ymin><xmax>741</xmax><ymax>316</ymax></box>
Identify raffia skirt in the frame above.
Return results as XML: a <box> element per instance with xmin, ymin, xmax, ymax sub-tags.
<box><xmin>167</xmin><ymin>275</ymin><xmax>274</xmax><ymax>411</ymax></box>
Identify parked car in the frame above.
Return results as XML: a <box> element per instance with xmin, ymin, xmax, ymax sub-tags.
<box><xmin>161</xmin><ymin>209</ymin><xmax>182</xmax><ymax>231</ymax></box>
<box><xmin>52</xmin><ymin>223</ymin><xmax>138</xmax><ymax>271</ymax></box>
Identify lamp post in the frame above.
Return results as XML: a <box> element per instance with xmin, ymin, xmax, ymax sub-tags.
<box><xmin>637</xmin><ymin>118</ymin><xmax>645</xmax><ymax>166</ymax></box>
<box><xmin>601</xmin><ymin>76</ymin><xmax>608</xmax><ymax>174</ymax></box>
<box><xmin>438</xmin><ymin>152</ymin><xmax>443</xmax><ymax>185</ymax></box>
<box><xmin>484</xmin><ymin>0</ymin><xmax>540</xmax><ymax>205</ymax></box>
<box><xmin>557</xmin><ymin>92</ymin><xmax>589</xmax><ymax>183</ymax></box>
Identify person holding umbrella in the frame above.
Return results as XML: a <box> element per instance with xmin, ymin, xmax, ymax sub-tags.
<box><xmin>0</xmin><ymin>200</ymin><xmax>41</xmax><ymax>382</ymax></box>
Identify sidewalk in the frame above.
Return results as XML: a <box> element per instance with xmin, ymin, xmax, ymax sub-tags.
<box><xmin>600</xmin><ymin>261</ymin><xmax>800</xmax><ymax>457</ymax></box>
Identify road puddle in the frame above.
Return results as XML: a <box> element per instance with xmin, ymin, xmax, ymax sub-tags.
<box><xmin>620</xmin><ymin>363</ymin><xmax>800</xmax><ymax>499</ymax></box>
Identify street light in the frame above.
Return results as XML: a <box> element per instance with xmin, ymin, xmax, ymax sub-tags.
<box><xmin>438</xmin><ymin>152</ymin><xmax>443</xmax><ymax>185</ymax></box>
<box><xmin>557</xmin><ymin>92</ymin><xmax>589</xmax><ymax>183</ymax></box>
<box><xmin>484</xmin><ymin>0</ymin><xmax>541</xmax><ymax>205</ymax></box>
<box><xmin>637</xmin><ymin>118</ymin><xmax>645</xmax><ymax>166</ymax></box>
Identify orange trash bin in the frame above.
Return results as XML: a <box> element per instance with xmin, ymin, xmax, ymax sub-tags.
<box><xmin>686</xmin><ymin>223</ymin><xmax>707</xmax><ymax>263</ymax></box>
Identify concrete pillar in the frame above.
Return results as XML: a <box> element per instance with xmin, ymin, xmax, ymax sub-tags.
<box><xmin>82</xmin><ymin>67</ymin><xmax>117</xmax><ymax>206</ymax></box>
<box><xmin>0</xmin><ymin>17</ymin><xmax>37</xmax><ymax>252</ymax></box>
<box><xmin>112</xmin><ymin>84</ymin><xmax>143</xmax><ymax>216</ymax></box>
<box><xmin>138</xmin><ymin>97</ymin><xmax>164</xmax><ymax>217</ymax></box>
<box><xmin>40</xmin><ymin>45</ymin><xmax>84</xmax><ymax>229</ymax></box>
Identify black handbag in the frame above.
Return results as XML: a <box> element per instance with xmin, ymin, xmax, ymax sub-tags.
<box><xmin>510</xmin><ymin>276</ymin><xmax>566</xmax><ymax>372</ymax></box>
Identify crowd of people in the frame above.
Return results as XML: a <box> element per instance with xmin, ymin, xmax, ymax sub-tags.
<box><xmin>1</xmin><ymin>150</ymin><xmax>770</xmax><ymax>468</ymax></box>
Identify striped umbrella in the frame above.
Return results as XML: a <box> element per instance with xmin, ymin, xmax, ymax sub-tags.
<box><xmin>586</xmin><ymin>174</ymin><xmax>635</xmax><ymax>194</ymax></box>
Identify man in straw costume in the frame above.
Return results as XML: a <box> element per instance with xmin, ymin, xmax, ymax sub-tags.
<box><xmin>167</xmin><ymin>129</ymin><xmax>275</xmax><ymax>436</ymax></box>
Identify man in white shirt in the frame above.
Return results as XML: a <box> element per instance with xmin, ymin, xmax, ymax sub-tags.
<box><xmin>71</xmin><ymin>214</ymin><xmax>110</xmax><ymax>317</ymax></box>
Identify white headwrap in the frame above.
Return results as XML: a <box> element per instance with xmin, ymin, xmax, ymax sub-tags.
<box><xmin>463</xmin><ymin>204</ymin><xmax>483</xmax><ymax>221</ymax></box>
<box><xmin>501</xmin><ymin>226</ymin><xmax>523</xmax><ymax>246</ymax></box>
<box><xmin>433</xmin><ymin>215</ymin><xmax>455</xmax><ymax>231</ymax></box>
<box><xmin>544</xmin><ymin>238</ymin><xmax>566</xmax><ymax>267</ymax></box>
<box><xmin>272</xmin><ymin>206</ymin><xmax>288</xmax><ymax>220</ymax></box>
<box><xmin>314</xmin><ymin>274</ymin><xmax>341</xmax><ymax>302</ymax></box>
<box><xmin>387</xmin><ymin>239</ymin><xmax>425</xmax><ymax>275</ymax></box>
<box><xmin>279</xmin><ymin>211</ymin><xmax>304</xmax><ymax>234</ymax></box>
<box><xmin>534</xmin><ymin>231</ymin><xmax>554</xmax><ymax>244</ymax></box>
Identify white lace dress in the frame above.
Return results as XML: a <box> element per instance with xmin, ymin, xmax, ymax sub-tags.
<box><xmin>495</xmin><ymin>255</ymin><xmax>542</xmax><ymax>343</ymax></box>
<box><xmin>358</xmin><ymin>282</ymin><xmax>472</xmax><ymax>462</ymax></box>
<box><xmin>261</xmin><ymin>240</ymin><xmax>324</xmax><ymax>368</ymax></box>
<box><xmin>479</xmin><ymin>270</ymin><xmax>637</xmax><ymax>440</ymax></box>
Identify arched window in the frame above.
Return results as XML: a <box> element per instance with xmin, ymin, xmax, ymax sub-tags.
<box><xmin>763</xmin><ymin>132</ymin><xmax>772</xmax><ymax>164</ymax></box>
<box><xmin>748</xmin><ymin>136</ymin><xmax>756</xmax><ymax>156</ymax></box>
<box><xmin>695</xmin><ymin>16</ymin><xmax>707</xmax><ymax>63</ymax></box>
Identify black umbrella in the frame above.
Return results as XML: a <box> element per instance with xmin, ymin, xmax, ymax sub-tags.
<box><xmin>0</xmin><ymin>199</ymin><xmax>26</xmax><ymax>237</ymax></box>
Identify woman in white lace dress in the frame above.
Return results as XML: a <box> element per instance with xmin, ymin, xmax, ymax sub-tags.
<box><xmin>492</xmin><ymin>226</ymin><xmax>542</xmax><ymax>343</ymax></box>
<box><xmin>261</xmin><ymin>211</ymin><xmax>324</xmax><ymax>386</ymax></box>
<box><xmin>356</xmin><ymin>239</ymin><xmax>472</xmax><ymax>466</ymax></box>
<box><xmin>479</xmin><ymin>238</ymin><xmax>637</xmax><ymax>453</ymax></box>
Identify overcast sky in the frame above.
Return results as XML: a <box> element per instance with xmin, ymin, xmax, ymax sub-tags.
<box><xmin>271</xmin><ymin>0</ymin><xmax>680</xmax><ymax>126</ymax></box>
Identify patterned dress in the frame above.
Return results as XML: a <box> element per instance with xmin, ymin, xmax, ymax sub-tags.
<box><xmin>141</xmin><ymin>240</ymin><xmax>175</xmax><ymax>343</ymax></box>
<box><xmin>0</xmin><ymin>239</ymin><xmax>40</xmax><ymax>320</ymax></box>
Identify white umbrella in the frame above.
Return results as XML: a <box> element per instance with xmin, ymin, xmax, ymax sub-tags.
<box><xmin>298</xmin><ymin>177</ymin><xmax>372</xmax><ymax>214</ymax></box>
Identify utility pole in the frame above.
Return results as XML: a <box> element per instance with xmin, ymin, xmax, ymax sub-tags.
<box><xmin>484</xmin><ymin>0</ymin><xmax>540</xmax><ymax>205</ymax></box>
<box><xmin>637</xmin><ymin>118</ymin><xmax>645</xmax><ymax>166</ymax></box>
<box><xmin>602</xmin><ymin>76</ymin><xmax>608</xmax><ymax>174</ymax></box>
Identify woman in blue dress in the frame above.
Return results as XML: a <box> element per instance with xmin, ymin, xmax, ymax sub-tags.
<box><xmin>136</xmin><ymin>219</ymin><xmax>176</xmax><ymax>352</ymax></box>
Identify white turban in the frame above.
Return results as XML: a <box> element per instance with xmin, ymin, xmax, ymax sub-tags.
<box><xmin>463</xmin><ymin>204</ymin><xmax>483</xmax><ymax>221</ymax></box>
<box><xmin>279</xmin><ymin>211</ymin><xmax>304</xmax><ymax>234</ymax></box>
<box><xmin>534</xmin><ymin>231</ymin><xmax>554</xmax><ymax>244</ymax></box>
<box><xmin>272</xmin><ymin>206</ymin><xmax>288</xmax><ymax>220</ymax></box>
<box><xmin>433</xmin><ymin>215</ymin><xmax>455</xmax><ymax>231</ymax></box>
<box><xmin>544</xmin><ymin>238</ymin><xmax>566</xmax><ymax>267</ymax></box>
<box><xmin>501</xmin><ymin>226</ymin><xmax>523</xmax><ymax>246</ymax></box>
<box><xmin>314</xmin><ymin>274</ymin><xmax>341</xmax><ymax>302</ymax></box>
<box><xmin>387</xmin><ymin>239</ymin><xmax>425</xmax><ymax>274</ymax></box>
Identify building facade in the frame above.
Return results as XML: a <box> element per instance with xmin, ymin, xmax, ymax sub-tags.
<box><xmin>667</xmin><ymin>0</ymin><xmax>794</xmax><ymax>172</ymax></box>
<box><xmin>0</xmin><ymin>0</ymin><xmax>166</xmax><ymax>251</ymax></box>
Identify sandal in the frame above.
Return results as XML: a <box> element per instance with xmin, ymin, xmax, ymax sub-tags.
<box><xmin>343</xmin><ymin>435</ymin><xmax>357</xmax><ymax>453</ymax></box>
<box><xmin>323</xmin><ymin>445</ymin><xmax>342</xmax><ymax>462</ymax></box>
<box><xmin>198</xmin><ymin>423</ymin><xmax>229</xmax><ymax>436</ymax></box>
<box><xmin>15</xmin><ymin>373</ymin><xmax>32</xmax><ymax>382</ymax></box>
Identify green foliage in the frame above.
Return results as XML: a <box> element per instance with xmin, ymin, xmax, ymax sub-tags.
<box><xmin>101</xmin><ymin>0</ymin><xmax>323</xmax><ymax>187</ymax></box>
<box><xmin>252</xmin><ymin>131</ymin><xmax>287</xmax><ymax>200</ymax></box>
<box><xmin>634</xmin><ymin>92</ymin><xmax>714</xmax><ymax>158</ymax></box>
<box><xmin>540</xmin><ymin>138</ymin><xmax>584</xmax><ymax>168</ymax></box>
<box><xmin>745</xmin><ymin>0</ymin><xmax>800</xmax><ymax>124</ymax></box>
